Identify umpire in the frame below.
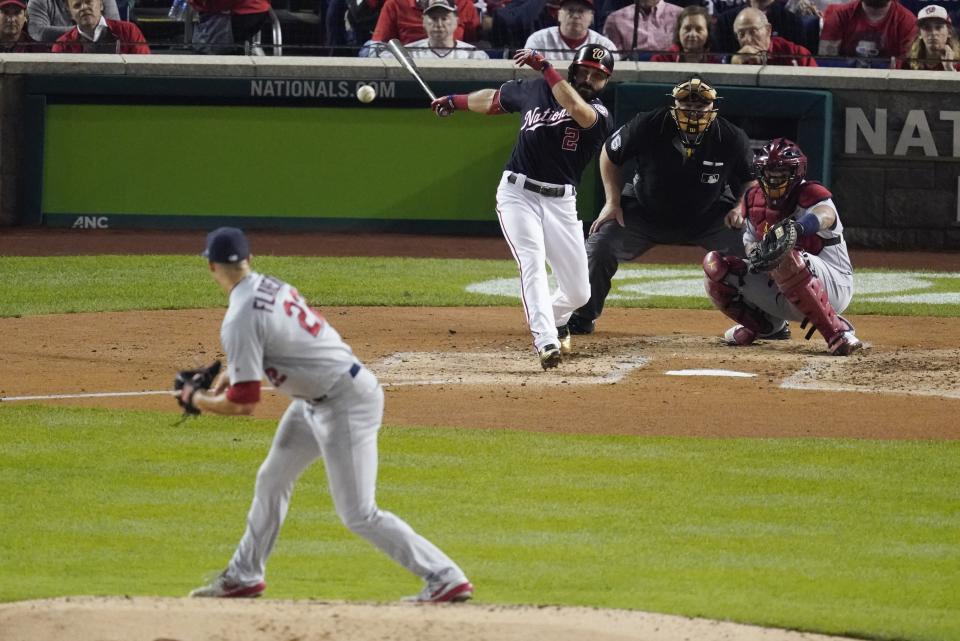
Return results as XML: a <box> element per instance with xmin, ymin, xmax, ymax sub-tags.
<box><xmin>567</xmin><ymin>76</ymin><xmax>755</xmax><ymax>335</ymax></box>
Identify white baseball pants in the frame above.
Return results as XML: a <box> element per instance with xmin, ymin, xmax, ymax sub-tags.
<box><xmin>226</xmin><ymin>366</ymin><xmax>466</xmax><ymax>587</ymax></box>
<box><xmin>496</xmin><ymin>171</ymin><xmax>591</xmax><ymax>352</ymax></box>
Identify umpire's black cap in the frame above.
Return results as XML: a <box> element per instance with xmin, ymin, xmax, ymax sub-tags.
<box><xmin>203</xmin><ymin>227</ymin><xmax>250</xmax><ymax>264</ymax></box>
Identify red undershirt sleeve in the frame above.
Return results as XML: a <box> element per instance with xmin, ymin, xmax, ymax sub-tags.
<box><xmin>226</xmin><ymin>381</ymin><xmax>261</xmax><ymax>404</ymax></box>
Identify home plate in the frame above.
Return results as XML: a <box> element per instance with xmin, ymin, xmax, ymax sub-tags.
<box><xmin>665</xmin><ymin>369</ymin><xmax>756</xmax><ymax>378</ymax></box>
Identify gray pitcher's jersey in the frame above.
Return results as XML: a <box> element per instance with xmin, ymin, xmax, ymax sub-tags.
<box><xmin>221</xmin><ymin>272</ymin><xmax>358</xmax><ymax>400</ymax></box>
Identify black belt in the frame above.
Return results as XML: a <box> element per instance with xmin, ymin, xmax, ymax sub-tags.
<box><xmin>310</xmin><ymin>363</ymin><xmax>361</xmax><ymax>403</ymax></box>
<box><xmin>507</xmin><ymin>173</ymin><xmax>572</xmax><ymax>198</ymax></box>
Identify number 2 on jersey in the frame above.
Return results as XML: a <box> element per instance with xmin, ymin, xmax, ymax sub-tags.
<box><xmin>562</xmin><ymin>127</ymin><xmax>579</xmax><ymax>151</ymax></box>
<box><xmin>283</xmin><ymin>288</ymin><xmax>324</xmax><ymax>337</ymax></box>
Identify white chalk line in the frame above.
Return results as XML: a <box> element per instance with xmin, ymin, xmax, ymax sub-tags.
<box><xmin>1</xmin><ymin>388</ymin><xmax>278</xmax><ymax>402</ymax></box>
<box><xmin>2</xmin><ymin>390</ymin><xmax>175</xmax><ymax>402</ymax></box>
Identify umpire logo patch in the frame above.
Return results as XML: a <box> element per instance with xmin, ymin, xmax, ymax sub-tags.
<box><xmin>701</xmin><ymin>173</ymin><xmax>720</xmax><ymax>184</ymax></box>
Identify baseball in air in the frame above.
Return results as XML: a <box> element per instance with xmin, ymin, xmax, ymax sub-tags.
<box><xmin>357</xmin><ymin>84</ymin><xmax>376</xmax><ymax>103</ymax></box>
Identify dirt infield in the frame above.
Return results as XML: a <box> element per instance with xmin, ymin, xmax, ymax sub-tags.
<box><xmin>2</xmin><ymin>229</ymin><xmax>958</xmax><ymax>640</ymax></box>
<box><xmin>0</xmin><ymin>597</ymin><xmax>865</xmax><ymax>641</ymax></box>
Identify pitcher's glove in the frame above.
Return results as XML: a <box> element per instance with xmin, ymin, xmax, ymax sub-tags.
<box><xmin>174</xmin><ymin>360</ymin><xmax>221</xmax><ymax>416</ymax></box>
<box><xmin>747</xmin><ymin>219</ymin><xmax>799</xmax><ymax>273</ymax></box>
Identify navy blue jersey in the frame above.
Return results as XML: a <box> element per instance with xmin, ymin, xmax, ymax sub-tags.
<box><xmin>498</xmin><ymin>77</ymin><xmax>612</xmax><ymax>187</ymax></box>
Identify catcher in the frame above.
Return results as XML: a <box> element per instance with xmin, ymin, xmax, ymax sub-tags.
<box><xmin>702</xmin><ymin>138</ymin><xmax>863</xmax><ymax>356</ymax></box>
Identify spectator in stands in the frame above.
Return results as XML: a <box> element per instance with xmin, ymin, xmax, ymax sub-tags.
<box><xmin>901</xmin><ymin>3</ymin><xmax>958</xmax><ymax>68</ymax></box>
<box><xmin>188</xmin><ymin>0</ymin><xmax>272</xmax><ymax>55</ymax></box>
<box><xmin>389</xmin><ymin>0</ymin><xmax>490</xmax><ymax>56</ymax></box>
<box><xmin>51</xmin><ymin>0</ymin><xmax>148</xmax><ymax>52</ymax></box>
<box><xmin>0</xmin><ymin>0</ymin><xmax>40</xmax><ymax>51</ymax></box>
<box><xmin>486</xmin><ymin>0</ymin><xmax>558</xmax><ymax>52</ymax></box>
<box><xmin>27</xmin><ymin>0</ymin><xmax>120</xmax><ymax>42</ymax></box>
<box><xmin>729</xmin><ymin>6</ymin><xmax>818</xmax><ymax>62</ymax></box>
<box><xmin>714</xmin><ymin>0</ymin><xmax>806</xmax><ymax>53</ymax></box>
<box><xmin>650</xmin><ymin>4</ymin><xmax>721</xmax><ymax>60</ymax></box>
<box><xmin>370</xmin><ymin>0</ymin><xmax>479</xmax><ymax>46</ymax></box>
<box><xmin>818</xmin><ymin>0</ymin><xmax>916</xmax><ymax>62</ymax></box>
<box><xmin>524</xmin><ymin>0</ymin><xmax>617</xmax><ymax>59</ymax></box>
<box><xmin>602</xmin><ymin>0</ymin><xmax>680</xmax><ymax>56</ymax></box>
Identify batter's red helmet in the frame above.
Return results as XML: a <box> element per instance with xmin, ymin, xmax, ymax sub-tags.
<box><xmin>568</xmin><ymin>44</ymin><xmax>614</xmax><ymax>80</ymax></box>
<box><xmin>754</xmin><ymin>138</ymin><xmax>808</xmax><ymax>208</ymax></box>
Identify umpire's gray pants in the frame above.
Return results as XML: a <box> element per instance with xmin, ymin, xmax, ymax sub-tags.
<box><xmin>575</xmin><ymin>201</ymin><xmax>746</xmax><ymax>322</ymax></box>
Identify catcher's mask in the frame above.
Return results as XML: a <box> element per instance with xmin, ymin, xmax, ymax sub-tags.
<box><xmin>668</xmin><ymin>77</ymin><xmax>719</xmax><ymax>149</ymax></box>
<box><xmin>568</xmin><ymin>44</ymin><xmax>614</xmax><ymax>100</ymax></box>
<box><xmin>755</xmin><ymin>138</ymin><xmax>807</xmax><ymax>208</ymax></box>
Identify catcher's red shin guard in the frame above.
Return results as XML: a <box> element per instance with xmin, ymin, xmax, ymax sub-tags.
<box><xmin>770</xmin><ymin>249</ymin><xmax>858</xmax><ymax>354</ymax></box>
<box><xmin>702</xmin><ymin>251</ymin><xmax>776</xmax><ymax>339</ymax></box>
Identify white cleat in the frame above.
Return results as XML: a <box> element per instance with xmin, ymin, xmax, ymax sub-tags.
<box><xmin>538</xmin><ymin>344</ymin><xmax>562</xmax><ymax>369</ymax></box>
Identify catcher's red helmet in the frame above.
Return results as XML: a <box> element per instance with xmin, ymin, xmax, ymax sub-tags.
<box><xmin>754</xmin><ymin>138</ymin><xmax>807</xmax><ymax>208</ymax></box>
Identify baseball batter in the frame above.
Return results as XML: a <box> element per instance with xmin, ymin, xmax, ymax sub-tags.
<box><xmin>430</xmin><ymin>44</ymin><xmax>614</xmax><ymax>369</ymax></box>
<box><xmin>702</xmin><ymin>138</ymin><xmax>863</xmax><ymax>355</ymax></box>
<box><xmin>183</xmin><ymin>227</ymin><xmax>473</xmax><ymax>602</ymax></box>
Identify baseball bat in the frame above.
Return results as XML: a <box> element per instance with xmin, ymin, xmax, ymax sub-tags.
<box><xmin>386</xmin><ymin>38</ymin><xmax>438</xmax><ymax>101</ymax></box>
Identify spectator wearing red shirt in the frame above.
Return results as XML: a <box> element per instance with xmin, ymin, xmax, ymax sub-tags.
<box><xmin>819</xmin><ymin>0</ymin><xmax>916</xmax><ymax>61</ymax></box>
<box><xmin>729</xmin><ymin>6</ymin><xmax>817</xmax><ymax>63</ymax></box>
<box><xmin>650</xmin><ymin>5</ymin><xmax>723</xmax><ymax>62</ymax></box>
<box><xmin>714</xmin><ymin>0</ymin><xmax>807</xmax><ymax>55</ymax></box>
<box><xmin>52</xmin><ymin>0</ymin><xmax>149</xmax><ymax>53</ymax></box>
<box><xmin>371</xmin><ymin>0</ymin><xmax>480</xmax><ymax>44</ymax></box>
<box><xmin>901</xmin><ymin>4</ymin><xmax>959</xmax><ymax>68</ymax></box>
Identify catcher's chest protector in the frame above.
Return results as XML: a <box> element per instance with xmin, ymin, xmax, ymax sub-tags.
<box><xmin>745</xmin><ymin>186</ymin><xmax>827</xmax><ymax>255</ymax></box>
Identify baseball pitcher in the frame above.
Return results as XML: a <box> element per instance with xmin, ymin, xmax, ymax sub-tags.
<box><xmin>180</xmin><ymin>227</ymin><xmax>473</xmax><ymax>602</ymax></box>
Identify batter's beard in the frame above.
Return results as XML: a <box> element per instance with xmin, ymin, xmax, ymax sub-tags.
<box><xmin>574</xmin><ymin>82</ymin><xmax>598</xmax><ymax>101</ymax></box>
<box><xmin>861</xmin><ymin>0</ymin><xmax>889</xmax><ymax>8</ymax></box>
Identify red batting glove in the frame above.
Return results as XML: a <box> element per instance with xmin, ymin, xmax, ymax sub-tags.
<box><xmin>430</xmin><ymin>94</ymin><xmax>469</xmax><ymax>117</ymax></box>
<box><xmin>513</xmin><ymin>48</ymin><xmax>550</xmax><ymax>72</ymax></box>
<box><xmin>431</xmin><ymin>95</ymin><xmax>456</xmax><ymax>117</ymax></box>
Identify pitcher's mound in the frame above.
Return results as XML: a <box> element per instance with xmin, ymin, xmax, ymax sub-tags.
<box><xmin>0</xmin><ymin>596</ymin><xmax>861</xmax><ymax>641</ymax></box>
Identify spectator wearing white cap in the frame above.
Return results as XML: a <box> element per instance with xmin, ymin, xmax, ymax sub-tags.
<box><xmin>524</xmin><ymin>0</ymin><xmax>619</xmax><ymax>60</ymax></box>
<box><xmin>397</xmin><ymin>0</ymin><xmax>489</xmax><ymax>58</ymax></box>
<box><xmin>901</xmin><ymin>4</ymin><xmax>959</xmax><ymax>67</ymax></box>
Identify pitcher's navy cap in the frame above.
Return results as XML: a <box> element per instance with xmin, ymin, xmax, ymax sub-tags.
<box><xmin>203</xmin><ymin>227</ymin><xmax>250</xmax><ymax>264</ymax></box>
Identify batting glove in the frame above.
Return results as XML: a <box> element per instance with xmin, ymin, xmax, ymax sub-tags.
<box><xmin>513</xmin><ymin>48</ymin><xmax>550</xmax><ymax>72</ymax></box>
<box><xmin>431</xmin><ymin>95</ymin><xmax>456</xmax><ymax>117</ymax></box>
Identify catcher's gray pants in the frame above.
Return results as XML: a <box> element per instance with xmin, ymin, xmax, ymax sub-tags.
<box><xmin>227</xmin><ymin>366</ymin><xmax>466</xmax><ymax>586</ymax></box>
<box><xmin>731</xmin><ymin>251</ymin><xmax>854</xmax><ymax>325</ymax></box>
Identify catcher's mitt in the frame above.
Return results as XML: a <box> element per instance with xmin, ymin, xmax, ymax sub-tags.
<box><xmin>747</xmin><ymin>218</ymin><xmax>799</xmax><ymax>273</ymax></box>
<box><xmin>174</xmin><ymin>360</ymin><xmax>221</xmax><ymax>416</ymax></box>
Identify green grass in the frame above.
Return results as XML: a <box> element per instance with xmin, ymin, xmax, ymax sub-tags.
<box><xmin>0</xmin><ymin>256</ymin><xmax>519</xmax><ymax>316</ymax></box>
<box><xmin>1</xmin><ymin>405</ymin><xmax>958</xmax><ymax>641</ymax></box>
<box><xmin>2</xmin><ymin>256</ymin><xmax>960</xmax><ymax>317</ymax></box>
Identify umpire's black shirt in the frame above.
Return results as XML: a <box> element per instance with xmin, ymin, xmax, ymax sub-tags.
<box><xmin>605</xmin><ymin>107</ymin><xmax>754</xmax><ymax>231</ymax></box>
